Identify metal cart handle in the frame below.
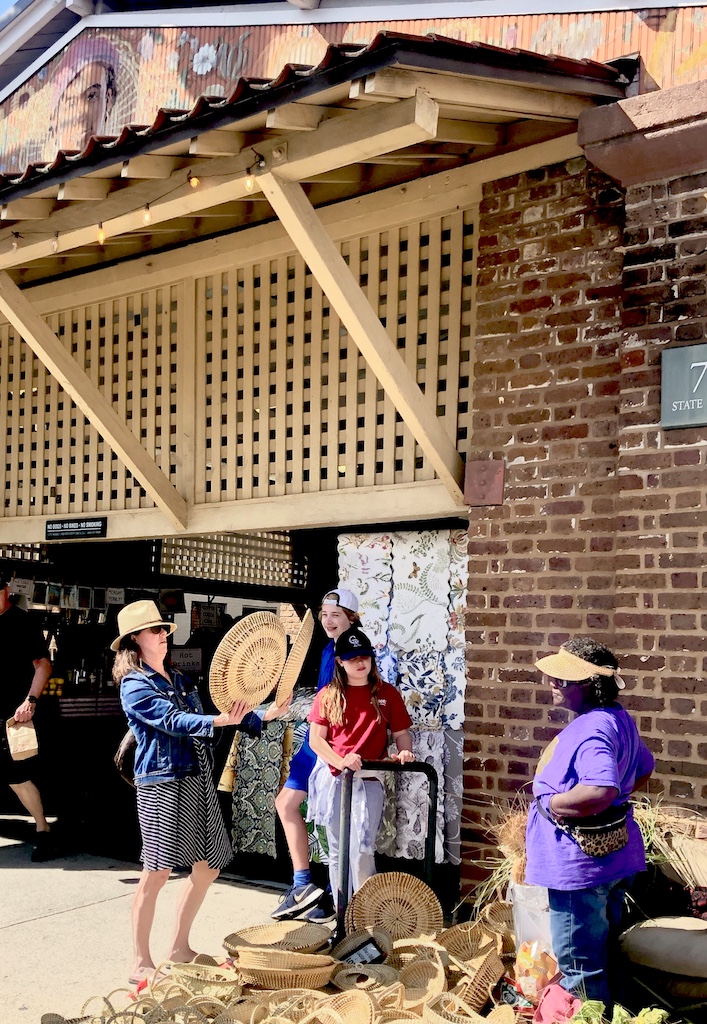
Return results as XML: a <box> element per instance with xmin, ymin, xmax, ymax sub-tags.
<box><xmin>335</xmin><ymin>758</ymin><xmax>439</xmax><ymax>939</ymax></box>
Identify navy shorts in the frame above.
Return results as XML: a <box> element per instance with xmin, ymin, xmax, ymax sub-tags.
<box><xmin>283</xmin><ymin>735</ymin><xmax>317</xmax><ymax>793</ymax></box>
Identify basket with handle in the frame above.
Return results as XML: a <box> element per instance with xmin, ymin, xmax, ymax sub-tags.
<box><xmin>481</xmin><ymin>902</ymin><xmax>514</xmax><ymax>938</ymax></box>
<box><xmin>422</xmin><ymin>991</ymin><xmax>489</xmax><ymax>1024</ymax></box>
<box><xmin>448</xmin><ymin>951</ymin><xmax>505</xmax><ymax>1013</ymax></box>
<box><xmin>439</xmin><ymin>922</ymin><xmax>497</xmax><ymax>962</ymax></box>
<box><xmin>170</xmin><ymin>961</ymin><xmax>242</xmax><ymax>1003</ymax></box>
<box><xmin>298</xmin><ymin>990</ymin><xmax>376</xmax><ymax>1024</ymax></box>
<box><xmin>399</xmin><ymin>955</ymin><xmax>446</xmax><ymax>1012</ymax></box>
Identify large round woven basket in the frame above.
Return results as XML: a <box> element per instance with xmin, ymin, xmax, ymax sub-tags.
<box><xmin>275</xmin><ymin>609</ymin><xmax>315</xmax><ymax>706</ymax></box>
<box><xmin>331</xmin><ymin>927</ymin><xmax>393</xmax><ymax>963</ymax></box>
<box><xmin>169</xmin><ymin>961</ymin><xmax>242</xmax><ymax>1003</ymax></box>
<box><xmin>345</xmin><ymin>872</ymin><xmax>444</xmax><ymax>941</ymax></box>
<box><xmin>209</xmin><ymin>611</ymin><xmax>287</xmax><ymax>712</ymax></box>
<box><xmin>236</xmin><ymin>948</ymin><xmax>337</xmax><ymax>990</ymax></box>
<box><xmin>224</xmin><ymin>920</ymin><xmax>331</xmax><ymax>956</ymax></box>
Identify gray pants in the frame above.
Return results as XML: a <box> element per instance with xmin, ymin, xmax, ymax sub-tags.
<box><xmin>326</xmin><ymin>778</ymin><xmax>385</xmax><ymax>907</ymax></box>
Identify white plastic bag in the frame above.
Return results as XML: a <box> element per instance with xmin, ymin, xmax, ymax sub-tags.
<box><xmin>508</xmin><ymin>882</ymin><xmax>557</xmax><ymax>1004</ymax></box>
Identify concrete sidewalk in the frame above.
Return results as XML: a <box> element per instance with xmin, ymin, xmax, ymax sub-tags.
<box><xmin>0</xmin><ymin>829</ymin><xmax>284</xmax><ymax>1024</ymax></box>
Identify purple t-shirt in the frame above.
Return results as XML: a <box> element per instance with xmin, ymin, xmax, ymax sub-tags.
<box><xmin>525</xmin><ymin>705</ymin><xmax>654</xmax><ymax>890</ymax></box>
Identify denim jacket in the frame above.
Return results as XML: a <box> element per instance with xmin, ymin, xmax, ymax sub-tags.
<box><xmin>120</xmin><ymin>663</ymin><xmax>262</xmax><ymax>786</ymax></box>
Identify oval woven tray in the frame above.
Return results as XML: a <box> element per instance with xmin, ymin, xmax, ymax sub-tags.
<box><xmin>237</xmin><ymin>947</ymin><xmax>334</xmax><ymax>970</ymax></box>
<box><xmin>209</xmin><ymin>611</ymin><xmax>287</xmax><ymax>712</ymax></box>
<box><xmin>346</xmin><ymin>872</ymin><xmax>444</xmax><ymax>941</ymax></box>
<box><xmin>236</xmin><ymin>961</ymin><xmax>337</xmax><ymax>991</ymax></box>
<box><xmin>275</xmin><ymin>609</ymin><xmax>315</xmax><ymax>706</ymax></box>
<box><xmin>224</xmin><ymin>921</ymin><xmax>331</xmax><ymax>956</ymax></box>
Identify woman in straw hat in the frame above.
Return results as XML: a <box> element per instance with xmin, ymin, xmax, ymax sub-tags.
<box><xmin>525</xmin><ymin>637</ymin><xmax>654</xmax><ymax>1010</ymax></box>
<box><xmin>113</xmin><ymin>599</ymin><xmax>255</xmax><ymax>985</ymax></box>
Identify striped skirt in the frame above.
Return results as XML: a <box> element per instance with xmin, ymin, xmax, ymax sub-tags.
<box><xmin>136</xmin><ymin>741</ymin><xmax>233</xmax><ymax>872</ymax></box>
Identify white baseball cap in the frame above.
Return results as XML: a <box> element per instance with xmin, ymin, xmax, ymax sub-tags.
<box><xmin>321</xmin><ymin>587</ymin><xmax>359</xmax><ymax>614</ymax></box>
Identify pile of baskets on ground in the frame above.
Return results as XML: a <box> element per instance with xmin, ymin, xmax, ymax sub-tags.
<box><xmin>41</xmin><ymin>873</ymin><xmax>518</xmax><ymax>1024</ymax></box>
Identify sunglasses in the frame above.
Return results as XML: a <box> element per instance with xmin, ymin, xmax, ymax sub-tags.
<box><xmin>140</xmin><ymin>625</ymin><xmax>169</xmax><ymax>635</ymax></box>
<box><xmin>548</xmin><ymin>676</ymin><xmax>591</xmax><ymax>688</ymax></box>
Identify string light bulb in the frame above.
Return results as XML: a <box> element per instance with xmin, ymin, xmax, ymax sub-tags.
<box><xmin>97</xmin><ymin>222</ymin><xmax>106</xmax><ymax>245</ymax></box>
<box><xmin>244</xmin><ymin>176</ymin><xmax>254</xmax><ymax>192</ymax></box>
<box><xmin>51</xmin><ymin>232</ymin><xmax>59</xmax><ymax>253</ymax></box>
<box><xmin>188</xmin><ymin>172</ymin><xmax>200</xmax><ymax>189</ymax></box>
<box><xmin>142</xmin><ymin>204</ymin><xmax>152</xmax><ymax>226</ymax></box>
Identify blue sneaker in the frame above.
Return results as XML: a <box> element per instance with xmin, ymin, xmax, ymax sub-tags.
<box><xmin>302</xmin><ymin>889</ymin><xmax>336</xmax><ymax>925</ymax></box>
<box><xmin>271</xmin><ymin>882</ymin><xmax>324</xmax><ymax>920</ymax></box>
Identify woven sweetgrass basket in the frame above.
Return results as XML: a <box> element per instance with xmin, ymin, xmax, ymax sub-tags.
<box><xmin>422</xmin><ymin>991</ymin><xmax>489</xmax><ymax>1024</ymax></box>
<box><xmin>298</xmin><ymin>990</ymin><xmax>376</xmax><ymax>1024</ymax></box>
<box><xmin>236</xmin><ymin>949</ymin><xmax>337</xmax><ymax>990</ymax></box>
<box><xmin>332</xmin><ymin>963</ymin><xmax>399</xmax><ymax>991</ymax></box>
<box><xmin>399</xmin><ymin>956</ymin><xmax>446</xmax><ymax>1012</ymax></box>
<box><xmin>481</xmin><ymin>901</ymin><xmax>514</xmax><ymax>938</ymax></box>
<box><xmin>247</xmin><ymin>987</ymin><xmax>328</xmax><ymax>1023</ymax></box>
<box><xmin>346</xmin><ymin>872</ymin><xmax>444</xmax><ymax>941</ymax></box>
<box><xmin>209</xmin><ymin>611</ymin><xmax>287</xmax><ymax>712</ymax></box>
<box><xmin>449</xmin><ymin>951</ymin><xmax>505</xmax><ymax>1013</ymax></box>
<box><xmin>378</xmin><ymin>1013</ymin><xmax>424</xmax><ymax>1024</ymax></box>
<box><xmin>170</xmin><ymin>961</ymin><xmax>242</xmax><ymax>1003</ymax></box>
<box><xmin>275</xmin><ymin>609</ymin><xmax>315</xmax><ymax>706</ymax></box>
<box><xmin>224</xmin><ymin>921</ymin><xmax>331</xmax><ymax>956</ymax></box>
<box><xmin>486</xmin><ymin>1007</ymin><xmax>517</xmax><ymax>1024</ymax></box>
<box><xmin>439</xmin><ymin>922</ymin><xmax>497</xmax><ymax>962</ymax></box>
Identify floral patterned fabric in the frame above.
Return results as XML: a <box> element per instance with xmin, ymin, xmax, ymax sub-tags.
<box><xmin>337</xmin><ymin>532</ymin><xmax>393</xmax><ymax>649</ymax></box>
<box><xmin>389</xmin><ymin>531</ymin><xmax>451</xmax><ymax>652</ymax></box>
<box><xmin>337</xmin><ymin>527</ymin><xmax>468</xmax><ymax>865</ymax></box>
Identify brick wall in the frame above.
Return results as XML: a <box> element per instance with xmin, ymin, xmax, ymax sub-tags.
<box><xmin>461</xmin><ymin>155</ymin><xmax>707</xmax><ymax>894</ymax></box>
<box><xmin>462</xmin><ymin>156</ymin><xmax>626</xmax><ymax>890</ymax></box>
<box><xmin>619</xmin><ymin>173</ymin><xmax>707</xmax><ymax>803</ymax></box>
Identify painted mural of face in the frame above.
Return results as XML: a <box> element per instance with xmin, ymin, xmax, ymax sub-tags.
<box><xmin>54</xmin><ymin>61</ymin><xmax>116</xmax><ymax>151</ymax></box>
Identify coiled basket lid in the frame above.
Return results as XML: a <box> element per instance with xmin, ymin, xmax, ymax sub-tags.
<box><xmin>345</xmin><ymin>872</ymin><xmax>444</xmax><ymax>941</ymax></box>
<box><xmin>209</xmin><ymin>611</ymin><xmax>287</xmax><ymax>712</ymax></box>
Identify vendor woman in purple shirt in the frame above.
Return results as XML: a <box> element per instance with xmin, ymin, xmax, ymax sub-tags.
<box><xmin>525</xmin><ymin>637</ymin><xmax>654</xmax><ymax>1007</ymax></box>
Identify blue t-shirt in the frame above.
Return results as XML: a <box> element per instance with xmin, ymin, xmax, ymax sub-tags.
<box><xmin>525</xmin><ymin>705</ymin><xmax>654</xmax><ymax>890</ymax></box>
<box><xmin>317</xmin><ymin>639</ymin><xmax>335</xmax><ymax>692</ymax></box>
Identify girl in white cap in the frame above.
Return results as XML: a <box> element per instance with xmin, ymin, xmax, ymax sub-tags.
<box><xmin>113</xmin><ymin>599</ymin><xmax>265</xmax><ymax>985</ymax></box>
<box><xmin>271</xmin><ymin>587</ymin><xmax>360</xmax><ymax>923</ymax></box>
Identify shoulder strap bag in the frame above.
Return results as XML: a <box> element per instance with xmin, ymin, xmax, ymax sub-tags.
<box><xmin>535</xmin><ymin>796</ymin><xmax>629</xmax><ymax>858</ymax></box>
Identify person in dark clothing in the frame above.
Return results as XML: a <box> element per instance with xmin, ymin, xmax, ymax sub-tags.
<box><xmin>0</xmin><ymin>573</ymin><xmax>53</xmax><ymax>861</ymax></box>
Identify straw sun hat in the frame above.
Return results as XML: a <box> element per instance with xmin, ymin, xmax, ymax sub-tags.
<box><xmin>534</xmin><ymin>643</ymin><xmax>623</xmax><ymax>686</ymax></box>
<box><xmin>110</xmin><ymin>599</ymin><xmax>177</xmax><ymax>652</ymax></box>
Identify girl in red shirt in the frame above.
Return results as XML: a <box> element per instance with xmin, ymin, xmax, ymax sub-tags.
<box><xmin>308</xmin><ymin>627</ymin><xmax>414</xmax><ymax>904</ymax></box>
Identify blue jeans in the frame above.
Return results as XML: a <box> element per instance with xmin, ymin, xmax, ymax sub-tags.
<box><xmin>548</xmin><ymin>878</ymin><xmax>630</xmax><ymax>1007</ymax></box>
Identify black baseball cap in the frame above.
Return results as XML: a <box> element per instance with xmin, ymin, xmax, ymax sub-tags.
<box><xmin>335</xmin><ymin>627</ymin><xmax>374</xmax><ymax>661</ymax></box>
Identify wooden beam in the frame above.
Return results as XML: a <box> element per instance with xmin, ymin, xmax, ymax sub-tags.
<box><xmin>189</xmin><ymin>131</ymin><xmax>245</xmax><ymax>157</ymax></box>
<box><xmin>257</xmin><ymin>90</ymin><xmax>439</xmax><ymax>180</ymax></box>
<box><xmin>0</xmin><ymin>91</ymin><xmax>439</xmax><ymax>271</ymax></box>
<box><xmin>266</xmin><ymin>105</ymin><xmax>325</xmax><ymax>132</ymax></box>
<box><xmin>350</xmin><ymin>69</ymin><xmax>596</xmax><ymax>122</ymax></box>
<box><xmin>58</xmin><ymin>179</ymin><xmax>112</xmax><ymax>201</ymax></box>
<box><xmin>0</xmin><ymin>481</ymin><xmax>463</xmax><ymax>542</ymax></box>
<box><xmin>436</xmin><ymin>119</ymin><xmax>505</xmax><ymax>146</ymax></box>
<box><xmin>1</xmin><ymin>199</ymin><xmax>55</xmax><ymax>220</ymax></box>
<box><xmin>0</xmin><ymin>271</ymin><xmax>188</xmax><ymax>530</ymax></box>
<box><xmin>121</xmin><ymin>156</ymin><xmax>181</xmax><ymax>179</ymax></box>
<box><xmin>257</xmin><ymin>172</ymin><xmax>465</xmax><ymax>506</ymax></box>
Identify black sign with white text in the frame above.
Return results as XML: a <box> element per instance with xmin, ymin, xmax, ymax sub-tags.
<box><xmin>45</xmin><ymin>517</ymin><xmax>108</xmax><ymax>540</ymax></box>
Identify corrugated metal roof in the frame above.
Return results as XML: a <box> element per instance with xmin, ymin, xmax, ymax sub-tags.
<box><xmin>0</xmin><ymin>29</ymin><xmax>624</xmax><ymax>200</ymax></box>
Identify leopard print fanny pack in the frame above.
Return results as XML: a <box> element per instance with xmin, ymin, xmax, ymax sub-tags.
<box><xmin>535</xmin><ymin>797</ymin><xmax>629</xmax><ymax>858</ymax></box>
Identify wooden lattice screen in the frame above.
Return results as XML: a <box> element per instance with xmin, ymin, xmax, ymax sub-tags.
<box><xmin>161</xmin><ymin>531</ymin><xmax>306</xmax><ymax>587</ymax></box>
<box><xmin>0</xmin><ymin>204</ymin><xmax>475</xmax><ymax>519</ymax></box>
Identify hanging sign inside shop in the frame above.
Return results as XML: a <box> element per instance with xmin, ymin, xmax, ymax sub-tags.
<box><xmin>106</xmin><ymin>587</ymin><xmax>125</xmax><ymax>605</ymax></box>
<box><xmin>10</xmin><ymin>578</ymin><xmax>34</xmax><ymax>597</ymax></box>
<box><xmin>171</xmin><ymin>648</ymin><xmax>203</xmax><ymax>673</ymax></box>
<box><xmin>661</xmin><ymin>343</ymin><xmax>707</xmax><ymax>428</ymax></box>
<box><xmin>45</xmin><ymin>517</ymin><xmax>107</xmax><ymax>540</ymax></box>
